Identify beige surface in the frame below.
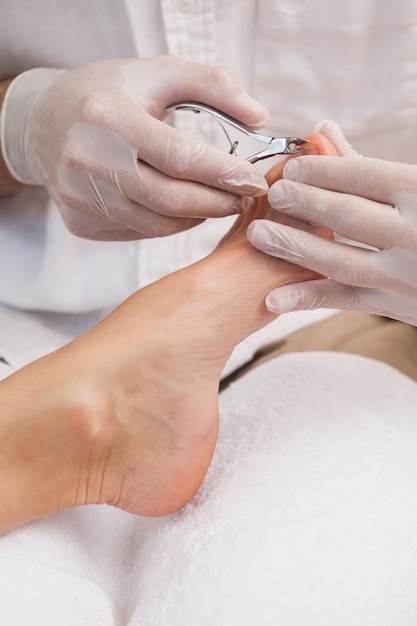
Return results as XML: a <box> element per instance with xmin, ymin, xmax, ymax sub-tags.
<box><xmin>221</xmin><ymin>312</ymin><xmax>417</xmax><ymax>390</ymax></box>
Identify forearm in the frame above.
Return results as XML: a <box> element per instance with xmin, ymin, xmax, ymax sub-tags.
<box><xmin>0</xmin><ymin>77</ymin><xmax>25</xmax><ymax>197</ymax></box>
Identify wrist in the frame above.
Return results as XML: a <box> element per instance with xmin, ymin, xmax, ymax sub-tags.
<box><xmin>0</xmin><ymin>78</ymin><xmax>24</xmax><ymax>196</ymax></box>
<box><xmin>0</xmin><ymin>68</ymin><xmax>66</xmax><ymax>185</ymax></box>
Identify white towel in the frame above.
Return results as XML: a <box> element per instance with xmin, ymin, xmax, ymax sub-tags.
<box><xmin>2</xmin><ymin>352</ymin><xmax>417</xmax><ymax>625</ymax></box>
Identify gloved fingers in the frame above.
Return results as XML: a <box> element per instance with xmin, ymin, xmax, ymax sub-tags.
<box><xmin>283</xmin><ymin>154</ymin><xmax>417</xmax><ymax>207</ymax></box>
<box><xmin>88</xmin><ymin>175</ymin><xmax>203</xmax><ymax>237</ymax></box>
<box><xmin>69</xmin><ymin>112</ymin><xmax>268</xmax><ymax>200</ymax></box>
<box><xmin>130</xmin><ymin>115</ymin><xmax>268</xmax><ymax>198</ymax></box>
<box><xmin>56</xmin><ymin>113</ymin><xmax>268</xmax><ymax>233</ymax></box>
<box><xmin>73</xmin><ymin>156</ymin><xmax>246</xmax><ymax>219</ymax></box>
<box><xmin>152</xmin><ymin>56</ymin><xmax>269</xmax><ymax>129</ymax></box>
<box><xmin>65</xmin><ymin>121</ymin><xmax>259</xmax><ymax>218</ymax></box>
<box><xmin>247</xmin><ymin>219</ymin><xmax>395</xmax><ymax>289</ymax></box>
<box><xmin>268</xmin><ymin>179</ymin><xmax>407</xmax><ymax>250</ymax></box>
<box><xmin>57</xmin><ymin>172</ymin><xmax>203</xmax><ymax>240</ymax></box>
<box><xmin>265</xmin><ymin>279</ymin><xmax>417</xmax><ymax>326</ymax></box>
<box><xmin>313</xmin><ymin>120</ymin><xmax>357</xmax><ymax>157</ymax></box>
<box><xmin>115</xmin><ymin>164</ymin><xmax>246</xmax><ymax>219</ymax></box>
<box><xmin>265</xmin><ymin>279</ymin><xmax>363</xmax><ymax>314</ymax></box>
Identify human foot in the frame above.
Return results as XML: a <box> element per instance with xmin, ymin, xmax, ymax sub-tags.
<box><xmin>0</xmin><ymin>132</ymin><xmax>337</xmax><ymax>534</ymax></box>
<box><xmin>219</xmin><ymin>130</ymin><xmax>338</xmax><ymax>246</ymax></box>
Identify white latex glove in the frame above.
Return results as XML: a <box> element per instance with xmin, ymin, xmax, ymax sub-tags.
<box><xmin>1</xmin><ymin>56</ymin><xmax>269</xmax><ymax>240</ymax></box>
<box><xmin>247</xmin><ymin>120</ymin><xmax>417</xmax><ymax>326</ymax></box>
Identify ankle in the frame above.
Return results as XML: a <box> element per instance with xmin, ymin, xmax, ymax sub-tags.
<box><xmin>0</xmin><ymin>358</ymin><xmax>115</xmax><ymax>533</ymax></box>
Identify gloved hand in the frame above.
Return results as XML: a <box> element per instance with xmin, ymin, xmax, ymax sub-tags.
<box><xmin>0</xmin><ymin>56</ymin><xmax>269</xmax><ymax>240</ymax></box>
<box><xmin>247</xmin><ymin>120</ymin><xmax>417</xmax><ymax>326</ymax></box>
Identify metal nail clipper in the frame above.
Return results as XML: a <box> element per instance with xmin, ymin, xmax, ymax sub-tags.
<box><xmin>169</xmin><ymin>102</ymin><xmax>309</xmax><ymax>163</ymax></box>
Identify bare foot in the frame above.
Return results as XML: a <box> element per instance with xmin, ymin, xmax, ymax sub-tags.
<box><xmin>0</xmin><ymin>132</ymin><xmax>337</xmax><ymax>534</ymax></box>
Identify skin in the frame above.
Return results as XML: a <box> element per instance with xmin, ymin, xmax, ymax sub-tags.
<box><xmin>0</xmin><ymin>132</ymin><xmax>337</xmax><ymax>535</ymax></box>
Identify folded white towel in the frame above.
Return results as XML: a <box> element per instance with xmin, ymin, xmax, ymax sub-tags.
<box><xmin>1</xmin><ymin>352</ymin><xmax>417</xmax><ymax>625</ymax></box>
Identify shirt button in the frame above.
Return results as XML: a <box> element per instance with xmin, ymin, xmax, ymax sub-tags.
<box><xmin>176</xmin><ymin>0</ymin><xmax>194</xmax><ymax>12</ymax></box>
